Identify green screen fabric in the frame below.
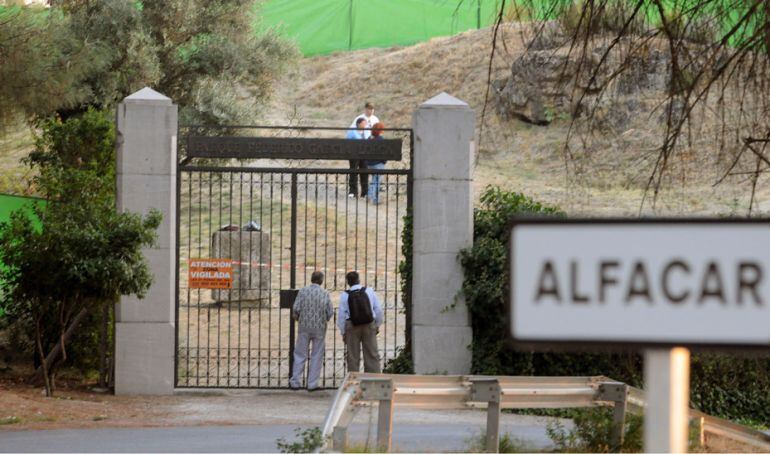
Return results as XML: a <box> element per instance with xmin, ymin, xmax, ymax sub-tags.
<box><xmin>0</xmin><ymin>194</ymin><xmax>43</xmax><ymax>318</ymax></box>
<box><xmin>258</xmin><ymin>0</ymin><xmax>502</xmax><ymax>56</ymax></box>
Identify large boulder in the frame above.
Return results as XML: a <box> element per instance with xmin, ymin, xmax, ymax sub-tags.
<box><xmin>494</xmin><ymin>42</ymin><xmax>672</xmax><ymax>126</ymax></box>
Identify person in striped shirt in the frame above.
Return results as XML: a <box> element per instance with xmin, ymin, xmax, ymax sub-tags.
<box><xmin>290</xmin><ymin>271</ymin><xmax>333</xmax><ymax>391</ymax></box>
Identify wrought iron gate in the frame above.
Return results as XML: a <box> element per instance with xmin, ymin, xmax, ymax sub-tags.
<box><xmin>174</xmin><ymin>126</ymin><xmax>411</xmax><ymax>388</ymax></box>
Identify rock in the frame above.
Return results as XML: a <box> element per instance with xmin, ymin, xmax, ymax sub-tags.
<box><xmin>494</xmin><ymin>40</ymin><xmax>676</xmax><ymax>128</ymax></box>
<box><xmin>494</xmin><ymin>50</ymin><xmax>610</xmax><ymax>125</ymax></box>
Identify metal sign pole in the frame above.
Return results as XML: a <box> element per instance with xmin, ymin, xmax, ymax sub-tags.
<box><xmin>644</xmin><ymin>347</ymin><xmax>691</xmax><ymax>453</ymax></box>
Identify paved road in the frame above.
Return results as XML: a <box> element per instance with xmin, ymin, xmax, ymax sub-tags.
<box><xmin>0</xmin><ymin>422</ymin><xmax>556</xmax><ymax>453</ymax></box>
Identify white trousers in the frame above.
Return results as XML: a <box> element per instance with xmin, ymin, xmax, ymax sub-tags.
<box><xmin>290</xmin><ymin>327</ymin><xmax>326</xmax><ymax>389</ymax></box>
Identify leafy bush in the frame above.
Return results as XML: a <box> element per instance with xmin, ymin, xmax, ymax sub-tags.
<box><xmin>460</xmin><ymin>185</ymin><xmax>770</xmax><ymax>424</ymax></box>
<box><xmin>0</xmin><ymin>109</ymin><xmax>160</xmax><ymax>395</ymax></box>
<box><xmin>275</xmin><ymin>427</ymin><xmax>324</xmax><ymax>453</ymax></box>
<box><xmin>383</xmin><ymin>211</ymin><xmax>414</xmax><ymax>374</ymax></box>
<box><xmin>559</xmin><ymin>0</ymin><xmax>647</xmax><ymax>38</ymax></box>
<box><xmin>465</xmin><ymin>430</ymin><xmax>538</xmax><ymax>453</ymax></box>
<box><xmin>460</xmin><ymin>186</ymin><xmax>563</xmax><ymax>375</ymax></box>
<box><xmin>547</xmin><ymin>408</ymin><xmax>643</xmax><ymax>453</ymax></box>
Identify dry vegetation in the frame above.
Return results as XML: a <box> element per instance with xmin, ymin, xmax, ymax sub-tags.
<box><xmin>267</xmin><ymin>22</ymin><xmax>768</xmax><ymax>216</ymax></box>
<box><xmin>2</xmin><ymin>21</ymin><xmax>764</xmax><ymax>214</ymax></box>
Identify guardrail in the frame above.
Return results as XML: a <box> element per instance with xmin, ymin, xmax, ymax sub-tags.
<box><xmin>320</xmin><ymin>373</ymin><xmax>770</xmax><ymax>453</ymax></box>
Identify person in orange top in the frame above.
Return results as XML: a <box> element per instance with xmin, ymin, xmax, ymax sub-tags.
<box><xmin>366</xmin><ymin>122</ymin><xmax>386</xmax><ymax>205</ymax></box>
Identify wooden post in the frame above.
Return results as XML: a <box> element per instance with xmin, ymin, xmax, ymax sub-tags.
<box><xmin>599</xmin><ymin>383</ymin><xmax>629</xmax><ymax>451</ymax></box>
<box><xmin>360</xmin><ymin>378</ymin><xmax>394</xmax><ymax>452</ymax></box>
<box><xmin>332</xmin><ymin>426</ymin><xmax>348</xmax><ymax>452</ymax></box>
<box><xmin>377</xmin><ymin>397</ymin><xmax>394</xmax><ymax>451</ymax></box>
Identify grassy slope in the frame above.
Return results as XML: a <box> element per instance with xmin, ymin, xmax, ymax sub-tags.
<box><xmin>267</xmin><ymin>24</ymin><xmax>766</xmax><ymax>216</ymax></box>
<box><xmin>0</xmin><ymin>24</ymin><xmax>764</xmax><ymax>215</ymax></box>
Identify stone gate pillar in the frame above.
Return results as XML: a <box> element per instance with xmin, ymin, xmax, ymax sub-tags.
<box><xmin>411</xmin><ymin>92</ymin><xmax>474</xmax><ymax>374</ymax></box>
<box><xmin>115</xmin><ymin>87</ymin><xmax>177</xmax><ymax>395</ymax></box>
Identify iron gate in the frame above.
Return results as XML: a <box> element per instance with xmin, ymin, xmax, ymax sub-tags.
<box><xmin>174</xmin><ymin>126</ymin><xmax>412</xmax><ymax>388</ymax></box>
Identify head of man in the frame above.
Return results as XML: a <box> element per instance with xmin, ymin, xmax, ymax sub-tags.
<box><xmin>364</xmin><ymin>102</ymin><xmax>374</xmax><ymax>118</ymax></box>
<box><xmin>371</xmin><ymin>122</ymin><xmax>384</xmax><ymax>137</ymax></box>
<box><xmin>311</xmin><ymin>271</ymin><xmax>324</xmax><ymax>285</ymax></box>
<box><xmin>345</xmin><ymin>271</ymin><xmax>360</xmax><ymax>287</ymax></box>
<box><xmin>356</xmin><ymin>117</ymin><xmax>367</xmax><ymax>131</ymax></box>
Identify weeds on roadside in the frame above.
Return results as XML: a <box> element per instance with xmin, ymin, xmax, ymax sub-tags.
<box><xmin>465</xmin><ymin>431</ymin><xmax>538</xmax><ymax>453</ymax></box>
<box><xmin>275</xmin><ymin>427</ymin><xmax>324</xmax><ymax>453</ymax></box>
<box><xmin>0</xmin><ymin>416</ymin><xmax>21</xmax><ymax>425</ymax></box>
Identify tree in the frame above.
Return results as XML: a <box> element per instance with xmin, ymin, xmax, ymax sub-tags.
<box><xmin>0</xmin><ymin>203</ymin><xmax>160</xmax><ymax>396</ymax></box>
<box><xmin>483</xmin><ymin>0</ymin><xmax>770</xmax><ymax>212</ymax></box>
<box><xmin>54</xmin><ymin>0</ymin><xmax>297</xmax><ymax>124</ymax></box>
<box><xmin>0</xmin><ymin>5</ymin><xmax>107</xmax><ymax>127</ymax></box>
<box><xmin>0</xmin><ymin>109</ymin><xmax>160</xmax><ymax>395</ymax></box>
<box><xmin>1</xmin><ymin>1</ymin><xmax>296</xmax><ymax>126</ymax></box>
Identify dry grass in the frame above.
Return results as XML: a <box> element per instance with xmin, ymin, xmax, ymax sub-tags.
<box><xmin>269</xmin><ymin>23</ymin><xmax>768</xmax><ymax>216</ymax></box>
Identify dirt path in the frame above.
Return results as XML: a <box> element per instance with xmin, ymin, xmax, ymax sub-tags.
<box><xmin>0</xmin><ymin>379</ymin><xmax>561</xmax><ymax>436</ymax></box>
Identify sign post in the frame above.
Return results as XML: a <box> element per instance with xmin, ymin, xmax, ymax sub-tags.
<box><xmin>644</xmin><ymin>348</ymin><xmax>690</xmax><ymax>453</ymax></box>
<box><xmin>507</xmin><ymin>219</ymin><xmax>770</xmax><ymax>453</ymax></box>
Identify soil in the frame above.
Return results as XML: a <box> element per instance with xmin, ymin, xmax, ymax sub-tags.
<box><xmin>0</xmin><ymin>368</ymin><xmax>336</xmax><ymax>431</ymax></box>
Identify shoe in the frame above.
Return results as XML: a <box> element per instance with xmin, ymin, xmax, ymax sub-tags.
<box><xmin>308</xmin><ymin>387</ymin><xmax>321</xmax><ymax>392</ymax></box>
<box><xmin>348</xmin><ymin>193</ymin><xmax>355</xmax><ymax>198</ymax></box>
<box><xmin>289</xmin><ymin>385</ymin><xmax>301</xmax><ymax>391</ymax></box>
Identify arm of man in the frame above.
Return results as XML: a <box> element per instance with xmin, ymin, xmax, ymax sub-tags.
<box><xmin>368</xmin><ymin>288</ymin><xmax>384</xmax><ymax>327</ymax></box>
<box><xmin>325</xmin><ymin>292</ymin><xmax>333</xmax><ymax>322</ymax></box>
<box><xmin>337</xmin><ymin>293</ymin><xmax>348</xmax><ymax>336</ymax></box>
<box><xmin>292</xmin><ymin>290</ymin><xmax>303</xmax><ymax>321</ymax></box>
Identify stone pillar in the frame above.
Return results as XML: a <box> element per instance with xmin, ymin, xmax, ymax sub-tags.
<box><xmin>411</xmin><ymin>92</ymin><xmax>474</xmax><ymax>374</ymax></box>
<box><xmin>115</xmin><ymin>87</ymin><xmax>177</xmax><ymax>395</ymax></box>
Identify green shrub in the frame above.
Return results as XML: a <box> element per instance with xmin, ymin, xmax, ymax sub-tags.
<box><xmin>460</xmin><ymin>186</ymin><xmax>563</xmax><ymax>376</ymax></box>
<box><xmin>275</xmin><ymin>427</ymin><xmax>324</xmax><ymax>453</ymax></box>
<box><xmin>460</xmin><ymin>185</ymin><xmax>770</xmax><ymax>425</ymax></box>
<box><xmin>465</xmin><ymin>430</ymin><xmax>538</xmax><ymax>453</ymax></box>
<box><xmin>559</xmin><ymin>0</ymin><xmax>647</xmax><ymax>38</ymax></box>
<box><xmin>547</xmin><ymin>408</ymin><xmax>643</xmax><ymax>453</ymax></box>
<box><xmin>384</xmin><ymin>211</ymin><xmax>414</xmax><ymax>374</ymax></box>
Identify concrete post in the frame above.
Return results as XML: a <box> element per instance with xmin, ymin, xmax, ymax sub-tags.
<box><xmin>114</xmin><ymin>87</ymin><xmax>177</xmax><ymax>395</ymax></box>
<box><xmin>411</xmin><ymin>92</ymin><xmax>474</xmax><ymax>374</ymax></box>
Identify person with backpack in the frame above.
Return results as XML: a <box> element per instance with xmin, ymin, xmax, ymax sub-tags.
<box><xmin>337</xmin><ymin>271</ymin><xmax>383</xmax><ymax>373</ymax></box>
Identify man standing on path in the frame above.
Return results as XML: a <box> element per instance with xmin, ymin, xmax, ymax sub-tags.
<box><xmin>290</xmin><ymin>271</ymin><xmax>333</xmax><ymax>391</ymax></box>
<box><xmin>346</xmin><ymin>117</ymin><xmax>368</xmax><ymax>198</ymax></box>
<box><xmin>337</xmin><ymin>271</ymin><xmax>383</xmax><ymax>373</ymax></box>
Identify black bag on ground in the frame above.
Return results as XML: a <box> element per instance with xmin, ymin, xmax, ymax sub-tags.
<box><xmin>346</xmin><ymin>287</ymin><xmax>374</xmax><ymax>325</ymax></box>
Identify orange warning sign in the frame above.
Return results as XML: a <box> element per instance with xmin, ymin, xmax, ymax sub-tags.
<box><xmin>189</xmin><ymin>258</ymin><xmax>233</xmax><ymax>289</ymax></box>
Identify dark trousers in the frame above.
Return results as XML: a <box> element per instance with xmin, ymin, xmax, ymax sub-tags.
<box><xmin>348</xmin><ymin>160</ymin><xmax>368</xmax><ymax>197</ymax></box>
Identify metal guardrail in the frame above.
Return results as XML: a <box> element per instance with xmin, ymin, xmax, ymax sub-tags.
<box><xmin>320</xmin><ymin>373</ymin><xmax>770</xmax><ymax>453</ymax></box>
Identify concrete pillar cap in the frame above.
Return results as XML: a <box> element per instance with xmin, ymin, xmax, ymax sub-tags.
<box><xmin>123</xmin><ymin>87</ymin><xmax>173</xmax><ymax>105</ymax></box>
<box><xmin>420</xmin><ymin>92</ymin><xmax>470</xmax><ymax>109</ymax></box>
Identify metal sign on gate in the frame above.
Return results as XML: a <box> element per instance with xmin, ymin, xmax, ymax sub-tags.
<box><xmin>174</xmin><ymin>125</ymin><xmax>413</xmax><ymax>389</ymax></box>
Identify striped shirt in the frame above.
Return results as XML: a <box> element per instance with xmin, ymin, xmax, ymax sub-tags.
<box><xmin>292</xmin><ymin>283</ymin><xmax>333</xmax><ymax>331</ymax></box>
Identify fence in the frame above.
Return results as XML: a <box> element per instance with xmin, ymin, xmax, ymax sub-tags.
<box><xmin>321</xmin><ymin>372</ymin><xmax>770</xmax><ymax>452</ymax></box>
<box><xmin>257</xmin><ymin>0</ymin><xmax>503</xmax><ymax>56</ymax></box>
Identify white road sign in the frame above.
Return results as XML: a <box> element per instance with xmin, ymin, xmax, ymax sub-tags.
<box><xmin>509</xmin><ymin>219</ymin><xmax>770</xmax><ymax>348</ymax></box>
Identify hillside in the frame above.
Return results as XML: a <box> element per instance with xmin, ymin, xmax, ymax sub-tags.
<box><xmin>268</xmin><ymin>23</ymin><xmax>767</xmax><ymax>216</ymax></box>
<box><xmin>0</xmin><ymin>23</ymin><xmax>764</xmax><ymax>215</ymax></box>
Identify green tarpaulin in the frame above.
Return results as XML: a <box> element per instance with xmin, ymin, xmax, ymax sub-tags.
<box><xmin>0</xmin><ymin>194</ymin><xmax>43</xmax><ymax>318</ymax></box>
<box><xmin>258</xmin><ymin>0</ymin><xmax>502</xmax><ymax>56</ymax></box>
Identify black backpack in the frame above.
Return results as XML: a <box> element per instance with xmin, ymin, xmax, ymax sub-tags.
<box><xmin>346</xmin><ymin>287</ymin><xmax>374</xmax><ymax>326</ymax></box>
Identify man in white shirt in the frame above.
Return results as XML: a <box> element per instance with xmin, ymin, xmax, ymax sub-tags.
<box><xmin>337</xmin><ymin>270</ymin><xmax>384</xmax><ymax>373</ymax></box>
<box><xmin>349</xmin><ymin>101</ymin><xmax>380</xmax><ymax>139</ymax></box>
